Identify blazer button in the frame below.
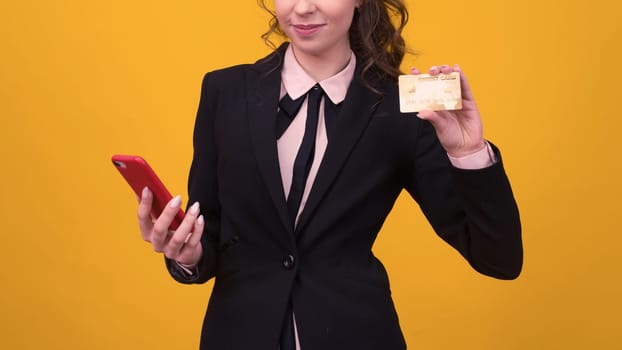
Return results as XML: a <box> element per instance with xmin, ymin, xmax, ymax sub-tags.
<box><xmin>282</xmin><ymin>254</ymin><xmax>296</xmax><ymax>270</ymax></box>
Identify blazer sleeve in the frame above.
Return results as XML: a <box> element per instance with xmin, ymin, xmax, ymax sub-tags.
<box><xmin>165</xmin><ymin>73</ymin><xmax>220</xmax><ymax>284</ymax></box>
<box><xmin>405</xmin><ymin>120</ymin><xmax>523</xmax><ymax>280</ymax></box>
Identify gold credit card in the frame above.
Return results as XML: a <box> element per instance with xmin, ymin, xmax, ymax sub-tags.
<box><xmin>398</xmin><ymin>72</ymin><xmax>462</xmax><ymax>112</ymax></box>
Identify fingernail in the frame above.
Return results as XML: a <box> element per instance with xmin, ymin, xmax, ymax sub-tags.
<box><xmin>197</xmin><ymin>215</ymin><xmax>204</xmax><ymax>226</ymax></box>
<box><xmin>142</xmin><ymin>187</ymin><xmax>149</xmax><ymax>199</ymax></box>
<box><xmin>169</xmin><ymin>195</ymin><xmax>182</xmax><ymax>208</ymax></box>
<box><xmin>440</xmin><ymin>64</ymin><xmax>448</xmax><ymax>68</ymax></box>
<box><xmin>184</xmin><ymin>232</ymin><xmax>193</xmax><ymax>244</ymax></box>
<box><xmin>430</xmin><ymin>65</ymin><xmax>438</xmax><ymax>71</ymax></box>
<box><xmin>189</xmin><ymin>202</ymin><xmax>200</xmax><ymax>215</ymax></box>
<box><xmin>417</xmin><ymin>112</ymin><xmax>425</xmax><ymax>120</ymax></box>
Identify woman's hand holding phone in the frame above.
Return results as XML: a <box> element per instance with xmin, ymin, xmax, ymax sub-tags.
<box><xmin>137</xmin><ymin>187</ymin><xmax>205</xmax><ymax>267</ymax></box>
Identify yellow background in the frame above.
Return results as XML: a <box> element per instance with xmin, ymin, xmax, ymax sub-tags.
<box><xmin>1</xmin><ymin>0</ymin><xmax>620</xmax><ymax>348</ymax></box>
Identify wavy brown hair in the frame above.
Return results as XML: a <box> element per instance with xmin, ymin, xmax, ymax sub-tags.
<box><xmin>257</xmin><ymin>0</ymin><xmax>409</xmax><ymax>88</ymax></box>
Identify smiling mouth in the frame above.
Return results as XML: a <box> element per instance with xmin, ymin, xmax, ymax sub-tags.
<box><xmin>293</xmin><ymin>24</ymin><xmax>324</xmax><ymax>29</ymax></box>
<box><xmin>291</xmin><ymin>24</ymin><xmax>325</xmax><ymax>36</ymax></box>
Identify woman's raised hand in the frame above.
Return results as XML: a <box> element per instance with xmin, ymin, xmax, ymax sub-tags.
<box><xmin>137</xmin><ymin>188</ymin><xmax>204</xmax><ymax>266</ymax></box>
<box><xmin>410</xmin><ymin>65</ymin><xmax>486</xmax><ymax>158</ymax></box>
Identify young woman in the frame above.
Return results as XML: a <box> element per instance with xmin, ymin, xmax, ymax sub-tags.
<box><xmin>137</xmin><ymin>0</ymin><xmax>523</xmax><ymax>349</ymax></box>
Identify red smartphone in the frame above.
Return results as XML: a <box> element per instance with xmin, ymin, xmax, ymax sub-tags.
<box><xmin>111</xmin><ymin>154</ymin><xmax>185</xmax><ymax>229</ymax></box>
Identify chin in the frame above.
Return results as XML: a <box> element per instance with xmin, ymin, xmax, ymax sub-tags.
<box><xmin>289</xmin><ymin>40</ymin><xmax>332</xmax><ymax>58</ymax></box>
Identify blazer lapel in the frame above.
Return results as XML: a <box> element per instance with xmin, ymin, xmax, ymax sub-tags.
<box><xmin>246</xmin><ymin>45</ymin><xmax>294</xmax><ymax>236</ymax></box>
<box><xmin>295</xmin><ymin>75</ymin><xmax>384</xmax><ymax>234</ymax></box>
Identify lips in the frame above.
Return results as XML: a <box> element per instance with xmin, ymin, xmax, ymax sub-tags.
<box><xmin>292</xmin><ymin>24</ymin><xmax>325</xmax><ymax>36</ymax></box>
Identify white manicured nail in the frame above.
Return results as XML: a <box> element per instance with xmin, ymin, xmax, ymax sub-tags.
<box><xmin>189</xmin><ymin>202</ymin><xmax>200</xmax><ymax>215</ymax></box>
<box><xmin>169</xmin><ymin>195</ymin><xmax>182</xmax><ymax>208</ymax></box>
<box><xmin>184</xmin><ymin>232</ymin><xmax>193</xmax><ymax>244</ymax></box>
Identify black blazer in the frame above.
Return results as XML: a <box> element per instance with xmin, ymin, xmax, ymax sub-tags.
<box><xmin>166</xmin><ymin>44</ymin><xmax>523</xmax><ymax>350</ymax></box>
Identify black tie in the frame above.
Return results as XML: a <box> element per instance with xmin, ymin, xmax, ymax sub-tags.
<box><xmin>276</xmin><ymin>85</ymin><xmax>322</xmax><ymax>350</ymax></box>
<box><xmin>286</xmin><ymin>84</ymin><xmax>323</xmax><ymax>229</ymax></box>
<box><xmin>277</xmin><ymin>85</ymin><xmax>341</xmax><ymax>350</ymax></box>
<box><xmin>277</xmin><ymin>86</ymin><xmax>340</xmax><ymax>143</ymax></box>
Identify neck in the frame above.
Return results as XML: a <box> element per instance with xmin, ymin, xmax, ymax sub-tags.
<box><xmin>291</xmin><ymin>43</ymin><xmax>352</xmax><ymax>82</ymax></box>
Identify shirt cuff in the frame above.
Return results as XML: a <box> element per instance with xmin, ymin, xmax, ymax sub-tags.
<box><xmin>175</xmin><ymin>261</ymin><xmax>198</xmax><ymax>276</ymax></box>
<box><xmin>448</xmin><ymin>142</ymin><xmax>497</xmax><ymax>170</ymax></box>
